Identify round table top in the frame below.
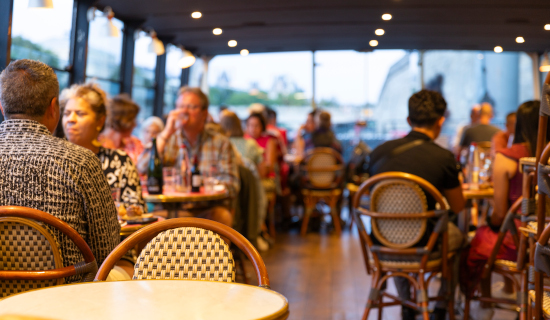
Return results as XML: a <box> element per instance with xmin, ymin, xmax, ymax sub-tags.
<box><xmin>0</xmin><ymin>280</ymin><xmax>289</xmax><ymax>320</ymax></box>
<box><xmin>462</xmin><ymin>185</ymin><xmax>494</xmax><ymax>200</ymax></box>
<box><xmin>144</xmin><ymin>190</ymin><xmax>229</xmax><ymax>203</ymax></box>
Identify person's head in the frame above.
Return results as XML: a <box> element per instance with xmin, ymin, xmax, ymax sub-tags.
<box><xmin>407</xmin><ymin>90</ymin><xmax>447</xmax><ymax>137</ymax></box>
<box><xmin>266</xmin><ymin>107</ymin><xmax>277</xmax><ymax>125</ymax></box>
<box><xmin>175</xmin><ymin>86</ymin><xmax>209</xmax><ymax>133</ymax></box>
<box><xmin>219</xmin><ymin>110</ymin><xmax>244</xmax><ymax>138</ymax></box>
<box><xmin>513</xmin><ymin>101</ymin><xmax>549</xmax><ymax>156</ymax></box>
<box><xmin>505</xmin><ymin>112</ymin><xmax>517</xmax><ymax>135</ymax></box>
<box><xmin>478</xmin><ymin>102</ymin><xmax>494</xmax><ymax>123</ymax></box>
<box><xmin>470</xmin><ymin>105</ymin><xmax>481</xmax><ymax>124</ymax></box>
<box><xmin>315</xmin><ymin>110</ymin><xmax>332</xmax><ymax>131</ymax></box>
<box><xmin>0</xmin><ymin>59</ymin><xmax>60</xmax><ymax>133</ymax></box>
<box><xmin>60</xmin><ymin>83</ymin><xmax>107</xmax><ymax>149</ymax></box>
<box><xmin>305</xmin><ymin>110</ymin><xmax>316</xmax><ymax>133</ymax></box>
<box><xmin>246</xmin><ymin>112</ymin><xmax>267</xmax><ymax>139</ymax></box>
<box><xmin>141</xmin><ymin>116</ymin><xmax>164</xmax><ymax>145</ymax></box>
<box><xmin>106</xmin><ymin>94</ymin><xmax>140</xmax><ymax>136</ymax></box>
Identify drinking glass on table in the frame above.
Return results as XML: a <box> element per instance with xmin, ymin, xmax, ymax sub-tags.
<box><xmin>163</xmin><ymin>167</ymin><xmax>176</xmax><ymax>193</ymax></box>
<box><xmin>203</xmin><ymin>165</ymin><xmax>219</xmax><ymax>193</ymax></box>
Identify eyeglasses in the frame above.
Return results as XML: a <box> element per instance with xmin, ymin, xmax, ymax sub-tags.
<box><xmin>177</xmin><ymin>103</ymin><xmax>202</xmax><ymax>111</ymax></box>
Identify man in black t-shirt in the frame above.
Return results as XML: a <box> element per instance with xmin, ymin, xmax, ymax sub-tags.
<box><xmin>459</xmin><ymin>103</ymin><xmax>500</xmax><ymax>150</ymax></box>
<box><xmin>368</xmin><ymin>90</ymin><xmax>465</xmax><ymax>320</ymax></box>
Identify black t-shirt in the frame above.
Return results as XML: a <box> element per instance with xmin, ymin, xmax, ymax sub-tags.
<box><xmin>459</xmin><ymin>123</ymin><xmax>500</xmax><ymax>147</ymax></box>
<box><xmin>368</xmin><ymin>130</ymin><xmax>461</xmax><ymax>210</ymax></box>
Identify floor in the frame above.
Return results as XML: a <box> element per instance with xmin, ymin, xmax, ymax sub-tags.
<box><xmin>244</xmin><ymin>228</ymin><xmax>519</xmax><ymax>320</ymax></box>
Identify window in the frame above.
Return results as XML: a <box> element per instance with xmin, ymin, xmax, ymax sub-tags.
<box><xmin>86</xmin><ymin>10</ymin><xmax>124</xmax><ymax>97</ymax></box>
<box><xmin>133</xmin><ymin>31</ymin><xmax>157</xmax><ymax>125</ymax></box>
<box><xmin>164</xmin><ymin>45</ymin><xmax>182</xmax><ymax>116</ymax></box>
<box><xmin>10</xmin><ymin>0</ymin><xmax>74</xmax><ymax>90</ymax></box>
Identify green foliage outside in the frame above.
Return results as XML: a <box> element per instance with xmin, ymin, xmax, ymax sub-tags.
<box><xmin>11</xmin><ymin>36</ymin><xmax>64</xmax><ymax>69</ymax></box>
<box><xmin>209</xmin><ymin>86</ymin><xmax>310</xmax><ymax>107</ymax></box>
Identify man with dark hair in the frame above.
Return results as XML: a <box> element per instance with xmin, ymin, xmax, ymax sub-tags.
<box><xmin>0</xmin><ymin>59</ymin><xmax>120</xmax><ymax>282</ymax></box>
<box><xmin>367</xmin><ymin>89</ymin><xmax>465</xmax><ymax>320</ymax></box>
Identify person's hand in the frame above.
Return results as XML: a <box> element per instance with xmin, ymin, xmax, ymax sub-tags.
<box><xmin>164</xmin><ymin>109</ymin><xmax>188</xmax><ymax>137</ymax></box>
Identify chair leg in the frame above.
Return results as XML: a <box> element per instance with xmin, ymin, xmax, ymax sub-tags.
<box><xmin>418</xmin><ymin>274</ymin><xmax>430</xmax><ymax>320</ymax></box>
<box><xmin>301</xmin><ymin>200</ymin><xmax>314</xmax><ymax>236</ymax></box>
<box><xmin>363</xmin><ymin>274</ymin><xmax>381</xmax><ymax>320</ymax></box>
<box><xmin>463</xmin><ymin>295</ymin><xmax>471</xmax><ymax>320</ymax></box>
<box><xmin>329</xmin><ymin>206</ymin><xmax>342</xmax><ymax>236</ymax></box>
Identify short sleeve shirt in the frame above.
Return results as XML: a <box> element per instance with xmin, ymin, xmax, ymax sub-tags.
<box><xmin>460</xmin><ymin>124</ymin><xmax>501</xmax><ymax>147</ymax></box>
<box><xmin>368</xmin><ymin>130</ymin><xmax>461</xmax><ymax>210</ymax></box>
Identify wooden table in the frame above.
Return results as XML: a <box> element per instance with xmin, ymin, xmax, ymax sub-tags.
<box><xmin>144</xmin><ymin>190</ymin><xmax>230</xmax><ymax>219</ymax></box>
<box><xmin>0</xmin><ymin>280</ymin><xmax>289</xmax><ymax>320</ymax></box>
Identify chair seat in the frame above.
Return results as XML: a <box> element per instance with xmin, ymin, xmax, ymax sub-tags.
<box><xmin>494</xmin><ymin>259</ymin><xmax>519</xmax><ymax>272</ymax></box>
<box><xmin>370</xmin><ymin>252</ymin><xmax>455</xmax><ymax>271</ymax></box>
<box><xmin>529</xmin><ymin>290</ymin><xmax>550</xmax><ymax>318</ymax></box>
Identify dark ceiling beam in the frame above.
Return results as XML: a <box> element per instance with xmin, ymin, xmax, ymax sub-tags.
<box><xmin>119</xmin><ymin>20</ymin><xmax>143</xmax><ymax>96</ymax></box>
<box><xmin>68</xmin><ymin>0</ymin><xmax>94</xmax><ymax>85</ymax></box>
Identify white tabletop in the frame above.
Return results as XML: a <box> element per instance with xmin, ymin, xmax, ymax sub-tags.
<box><xmin>0</xmin><ymin>280</ymin><xmax>289</xmax><ymax>320</ymax></box>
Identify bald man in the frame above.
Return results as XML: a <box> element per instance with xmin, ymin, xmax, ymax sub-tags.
<box><xmin>459</xmin><ymin>103</ymin><xmax>500</xmax><ymax>148</ymax></box>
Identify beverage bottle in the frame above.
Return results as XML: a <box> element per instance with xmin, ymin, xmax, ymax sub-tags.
<box><xmin>190</xmin><ymin>156</ymin><xmax>202</xmax><ymax>193</ymax></box>
<box><xmin>175</xmin><ymin>144</ymin><xmax>191</xmax><ymax>192</ymax></box>
<box><xmin>468</xmin><ymin>142</ymin><xmax>480</xmax><ymax>190</ymax></box>
<box><xmin>147</xmin><ymin>138</ymin><xmax>163</xmax><ymax>194</ymax></box>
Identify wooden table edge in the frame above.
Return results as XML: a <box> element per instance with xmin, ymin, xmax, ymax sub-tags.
<box><xmin>144</xmin><ymin>191</ymin><xmax>230</xmax><ymax>203</ymax></box>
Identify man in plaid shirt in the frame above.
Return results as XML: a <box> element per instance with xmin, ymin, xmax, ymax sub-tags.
<box><xmin>155</xmin><ymin>87</ymin><xmax>239</xmax><ymax>227</ymax></box>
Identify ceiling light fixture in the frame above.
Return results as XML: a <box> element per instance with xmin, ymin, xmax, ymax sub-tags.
<box><xmin>516</xmin><ymin>37</ymin><xmax>525</xmax><ymax>43</ymax></box>
<box><xmin>87</xmin><ymin>6</ymin><xmax>120</xmax><ymax>38</ymax></box>
<box><xmin>382</xmin><ymin>14</ymin><xmax>392</xmax><ymax>21</ymax></box>
<box><xmin>228</xmin><ymin>40</ymin><xmax>237</xmax><ymax>47</ymax></box>
<box><xmin>540</xmin><ymin>52</ymin><xmax>550</xmax><ymax>72</ymax></box>
<box><xmin>369</xmin><ymin>40</ymin><xmax>378</xmax><ymax>47</ymax></box>
<box><xmin>494</xmin><ymin>46</ymin><xmax>503</xmax><ymax>53</ymax></box>
<box><xmin>28</xmin><ymin>0</ymin><xmax>53</xmax><ymax>9</ymax></box>
<box><xmin>240</xmin><ymin>49</ymin><xmax>249</xmax><ymax>56</ymax></box>
<box><xmin>148</xmin><ymin>31</ymin><xmax>165</xmax><ymax>55</ymax></box>
<box><xmin>191</xmin><ymin>11</ymin><xmax>202</xmax><ymax>19</ymax></box>
<box><xmin>545</xmin><ymin>24</ymin><xmax>550</xmax><ymax>31</ymax></box>
<box><xmin>375</xmin><ymin>29</ymin><xmax>385</xmax><ymax>36</ymax></box>
<box><xmin>213</xmin><ymin>28</ymin><xmax>222</xmax><ymax>35</ymax></box>
<box><xmin>178</xmin><ymin>48</ymin><xmax>196</xmax><ymax>69</ymax></box>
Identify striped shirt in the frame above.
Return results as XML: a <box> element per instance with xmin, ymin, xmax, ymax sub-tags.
<box><xmin>0</xmin><ymin>120</ymin><xmax>120</xmax><ymax>282</ymax></box>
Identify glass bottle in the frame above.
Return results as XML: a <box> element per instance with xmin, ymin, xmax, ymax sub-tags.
<box><xmin>147</xmin><ymin>138</ymin><xmax>163</xmax><ymax>194</ymax></box>
<box><xmin>190</xmin><ymin>156</ymin><xmax>202</xmax><ymax>193</ymax></box>
<box><xmin>175</xmin><ymin>144</ymin><xmax>191</xmax><ymax>192</ymax></box>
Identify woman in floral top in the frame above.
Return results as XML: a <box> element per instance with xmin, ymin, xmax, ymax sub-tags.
<box><xmin>60</xmin><ymin>83</ymin><xmax>146</xmax><ymax>210</ymax></box>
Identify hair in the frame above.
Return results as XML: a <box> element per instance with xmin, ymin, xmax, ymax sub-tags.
<box><xmin>177</xmin><ymin>86</ymin><xmax>209</xmax><ymax>110</ymax></box>
<box><xmin>60</xmin><ymin>83</ymin><xmax>108</xmax><ymax>130</ymax></box>
<box><xmin>0</xmin><ymin>59</ymin><xmax>59</xmax><ymax>118</ymax></box>
<box><xmin>317</xmin><ymin>110</ymin><xmax>332</xmax><ymax>130</ymax></box>
<box><xmin>219</xmin><ymin>110</ymin><xmax>244</xmax><ymax>137</ymax></box>
<box><xmin>407</xmin><ymin>89</ymin><xmax>447</xmax><ymax>127</ymax></box>
<box><xmin>506</xmin><ymin>112</ymin><xmax>517</xmax><ymax>121</ymax></box>
<box><xmin>266</xmin><ymin>107</ymin><xmax>276</xmax><ymax>121</ymax></box>
<box><xmin>247</xmin><ymin>112</ymin><xmax>267</xmax><ymax>132</ymax></box>
<box><xmin>106</xmin><ymin>94</ymin><xmax>140</xmax><ymax>132</ymax></box>
<box><xmin>513</xmin><ymin>100</ymin><xmax>549</xmax><ymax>156</ymax></box>
<box><xmin>142</xmin><ymin>116</ymin><xmax>165</xmax><ymax>132</ymax></box>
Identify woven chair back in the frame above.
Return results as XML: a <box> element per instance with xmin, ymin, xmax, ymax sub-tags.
<box><xmin>0</xmin><ymin>217</ymin><xmax>63</xmax><ymax>298</ymax></box>
<box><xmin>370</xmin><ymin>179</ymin><xmax>428</xmax><ymax>248</ymax></box>
<box><xmin>305</xmin><ymin>150</ymin><xmax>341</xmax><ymax>189</ymax></box>
<box><xmin>134</xmin><ymin>227</ymin><xmax>235</xmax><ymax>282</ymax></box>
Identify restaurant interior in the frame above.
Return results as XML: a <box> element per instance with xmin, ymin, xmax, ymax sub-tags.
<box><xmin>1</xmin><ymin>0</ymin><xmax>550</xmax><ymax>319</ymax></box>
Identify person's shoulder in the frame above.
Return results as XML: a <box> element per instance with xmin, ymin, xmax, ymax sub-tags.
<box><xmin>100</xmin><ymin>147</ymin><xmax>131</xmax><ymax>160</ymax></box>
<box><xmin>50</xmin><ymin>136</ymin><xmax>100</xmax><ymax>165</ymax></box>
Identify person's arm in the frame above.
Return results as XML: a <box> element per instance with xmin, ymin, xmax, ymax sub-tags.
<box><xmin>259</xmin><ymin>138</ymin><xmax>277</xmax><ymax>178</ymax></box>
<box><xmin>491</xmin><ymin>153</ymin><xmax>517</xmax><ymax>226</ymax></box>
<box><xmin>491</xmin><ymin>131</ymin><xmax>508</xmax><ymax>159</ymax></box>
<box><xmin>216</xmin><ymin>138</ymin><xmax>240</xmax><ymax>195</ymax></box>
<box><xmin>157</xmin><ymin>109</ymin><xmax>186</xmax><ymax>154</ymax></box>
<box><xmin>443</xmin><ymin>186</ymin><xmax>465</xmax><ymax>214</ymax></box>
<box><xmin>80</xmin><ymin>156</ymin><xmax>120</xmax><ymax>266</ymax></box>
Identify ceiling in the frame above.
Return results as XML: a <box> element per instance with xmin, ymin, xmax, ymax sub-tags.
<box><xmin>97</xmin><ymin>0</ymin><xmax>550</xmax><ymax>56</ymax></box>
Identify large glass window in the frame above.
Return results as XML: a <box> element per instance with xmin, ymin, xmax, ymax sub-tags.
<box><xmin>86</xmin><ymin>10</ymin><xmax>123</xmax><ymax>97</ymax></box>
<box><xmin>164</xmin><ymin>45</ymin><xmax>182</xmax><ymax>116</ymax></box>
<box><xmin>10</xmin><ymin>0</ymin><xmax>74</xmax><ymax>90</ymax></box>
<box><xmin>133</xmin><ymin>31</ymin><xmax>157</xmax><ymax>125</ymax></box>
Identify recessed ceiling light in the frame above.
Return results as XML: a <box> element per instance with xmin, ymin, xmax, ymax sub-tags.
<box><xmin>369</xmin><ymin>40</ymin><xmax>378</xmax><ymax>47</ymax></box>
<box><xmin>494</xmin><ymin>46</ymin><xmax>503</xmax><ymax>53</ymax></box>
<box><xmin>191</xmin><ymin>11</ymin><xmax>202</xmax><ymax>19</ymax></box>
<box><xmin>228</xmin><ymin>40</ymin><xmax>237</xmax><ymax>47</ymax></box>
<box><xmin>516</xmin><ymin>37</ymin><xmax>525</xmax><ymax>43</ymax></box>
<box><xmin>545</xmin><ymin>24</ymin><xmax>550</xmax><ymax>31</ymax></box>
<box><xmin>375</xmin><ymin>29</ymin><xmax>385</xmax><ymax>36</ymax></box>
<box><xmin>382</xmin><ymin>14</ymin><xmax>392</xmax><ymax>21</ymax></box>
<box><xmin>213</xmin><ymin>28</ymin><xmax>222</xmax><ymax>35</ymax></box>
<box><xmin>240</xmin><ymin>49</ymin><xmax>249</xmax><ymax>56</ymax></box>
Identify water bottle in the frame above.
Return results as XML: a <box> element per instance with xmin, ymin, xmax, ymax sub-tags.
<box><xmin>175</xmin><ymin>144</ymin><xmax>191</xmax><ymax>192</ymax></box>
<box><xmin>468</xmin><ymin>142</ymin><xmax>480</xmax><ymax>190</ymax></box>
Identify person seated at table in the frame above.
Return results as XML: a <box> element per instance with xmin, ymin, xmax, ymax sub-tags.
<box><xmin>0</xmin><ymin>59</ymin><xmax>120</xmax><ymax>282</ymax></box>
<box><xmin>367</xmin><ymin>89</ymin><xmax>465</xmax><ymax>320</ymax></box>
<box><xmin>292</xmin><ymin>110</ymin><xmax>317</xmax><ymax>159</ymax></box>
<box><xmin>464</xmin><ymin>100</ymin><xmax>550</xmax><ymax>319</ymax></box>
<box><xmin>245</xmin><ymin>113</ymin><xmax>278</xmax><ymax>181</ymax></box>
<box><xmin>266</xmin><ymin>107</ymin><xmax>288</xmax><ymax>147</ymax></box>
<box><xmin>100</xmin><ymin>94</ymin><xmax>144</xmax><ymax>165</ymax></box>
<box><xmin>490</xmin><ymin>111</ymin><xmax>516</xmax><ymax>158</ymax></box>
<box><xmin>60</xmin><ymin>83</ymin><xmax>146</xmax><ymax>212</ymax></box>
<box><xmin>152</xmin><ymin>87</ymin><xmax>239</xmax><ymax>227</ymax></box>
<box><xmin>304</xmin><ymin>110</ymin><xmax>342</xmax><ymax>154</ymax></box>
<box><xmin>458</xmin><ymin>103</ymin><xmax>500</xmax><ymax>156</ymax></box>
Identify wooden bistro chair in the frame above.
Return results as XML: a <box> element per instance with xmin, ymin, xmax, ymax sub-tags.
<box><xmin>95</xmin><ymin>217</ymin><xmax>270</xmax><ymax>288</ymax></box>
<box><xmin>464</xmin><ymin>197</ymin><xmax>528</xmax><ymax>319</ymax></box>
<box><xmin>299</xmin><ymin>147</ymin><xmax>344</xmax><ymax>236</ymax></box>
<box><xmin>352</xmin><ymin>172</ymin><xmax>455</xmax><ymax>320</ymax></box>
<box><xmin>0</xmin><ymin>206</ymin><xmax>97</xmax><ymax>298</ymax></box>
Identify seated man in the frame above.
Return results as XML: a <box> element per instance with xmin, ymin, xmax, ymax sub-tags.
<box><xmin>459</xmin><ymin>102</ymin><xmax>500</xmax><ymax>152</ymax></box>
<box><xmin>367</xmin><ymin>89</ymin><xmax>465</xmax><ymax>320</ymax></box>
<box><xmin>154</xmin><ymin>87</ymin><xmax>239</xmax><ymax>227</ymax></box>
<box><xmin>0</xmin><ymin>59</ymin><xmax>120</xmax><ymax>282</ymax></box>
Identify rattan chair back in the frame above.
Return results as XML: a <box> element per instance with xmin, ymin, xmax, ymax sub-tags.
<box><xmin>302</xmin><ymin>147</ymin><xmax>344</xmax><ymax>189</ymax></box>
<box><xmin>134</xmin><ymin>227</ymin><xmax>235</xmax><ymax>282</ymax></box>
<box><xmin>370</xmin><ymin>179</ymin><xmax>428</xmax><ymax>248</ymax></box>
<box><xmin>0</xmin><ymin>217</ymin><xmax>63</xmax><ymax>298</ymax></box>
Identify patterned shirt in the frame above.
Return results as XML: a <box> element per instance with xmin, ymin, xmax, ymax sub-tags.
<box><xmin>100</xmin><ymin>133</ymin><xmax>144</xmax><ymax>166</ymax></box>
<box><xmin>0</xmin><ymin>120</ymin><xmax>120</xmax><ymax>282</ymax></box>
<box><xmin>97</xmin><ymin>147</ymin><xmax>146</xmax><ymax>210</ymax></box>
